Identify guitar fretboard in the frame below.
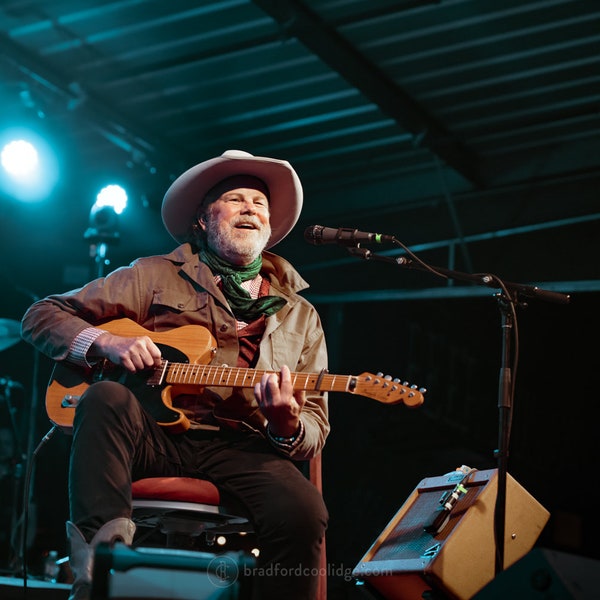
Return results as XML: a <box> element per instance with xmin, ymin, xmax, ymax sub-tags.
<box><xmin>163</xmin><ymin>362</ymin><xmax>350</xmax><ymax>393</ymax></box>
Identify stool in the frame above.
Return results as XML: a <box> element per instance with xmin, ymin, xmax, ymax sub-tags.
<box><xmin>131</xmin><ymin>476</ymin><xmax>253</xmax><ymax>550</ymax></box>
<box><xmin>130</xmin><ymin>454</ymin><xmax>326</xmax><ymax>599</ymax></box>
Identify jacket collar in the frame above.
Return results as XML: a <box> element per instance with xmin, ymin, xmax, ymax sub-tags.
<box><xmin>164</xmin><ymin>243</ymin><xmax>310</xmax><ymax>296</ymax></box>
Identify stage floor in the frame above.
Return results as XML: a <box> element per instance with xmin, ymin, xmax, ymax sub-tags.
<box><xmin>0</xmin><ymin>575</ymin><xmax>70</xmax><ymax>600</ymax></box>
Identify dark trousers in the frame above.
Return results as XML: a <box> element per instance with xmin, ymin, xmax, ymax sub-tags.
<box><xmin>70</xmin><ymin>380</ymin><xmax>328</xmax><ymax>600</ymax></box>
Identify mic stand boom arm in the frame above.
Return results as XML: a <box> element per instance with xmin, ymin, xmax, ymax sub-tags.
<box><xmin>346</xmin><ymin>246</ymin><xmax>570</xmax><ymax>305</ymax></box>
<box><xmin>346</xmin><ymin>244</ymin><xmax>569</xmax><ymax>574</ymax></box>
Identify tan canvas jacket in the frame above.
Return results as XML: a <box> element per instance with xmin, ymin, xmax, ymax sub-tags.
<box><xmin>21</xmin><ymin>243</ymin><xmax>329</xmax><ymax>460</ymax></box>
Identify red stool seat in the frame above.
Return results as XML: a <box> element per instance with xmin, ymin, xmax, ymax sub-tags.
<box><xmin>132</xmin><ymin>477</ymin><xmax>221</xmax><ymax>505</ymax></box>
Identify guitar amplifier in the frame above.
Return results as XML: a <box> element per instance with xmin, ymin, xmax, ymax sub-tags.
<box><xmin>352</xmin><ymin>468</ymin><xmax>549</xmax><ymax>600</ymax></box>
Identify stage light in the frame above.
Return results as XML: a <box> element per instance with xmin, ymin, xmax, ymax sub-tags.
<box><xmin>95</xmin><ymin>184</ymin><xmax>128</xmax><ymax>214</ymax></box>
<box><xmin>85</xmin><ymin>184</ymin><xmax>127</xmax><ymax>277</ymax></box>
<box><xmin>87</xmin><ymin>204</ymin><xmax>119</xmax><ymax>237</ymax></box>
<box><xmin>1</xmin><ymin>139</ymin><xmax>38</xmax><ymax>177</ymax></box>
<box><xmin>85</xmin><ymin>184</ymin><xmax>128</xmax><ymax>241</ymax></box>
<box><xmin>0</xmin><ymin>128</ymin><xmax>59</xmax><ymax>201</ymax></box>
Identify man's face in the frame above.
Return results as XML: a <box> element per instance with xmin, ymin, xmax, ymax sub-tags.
<box><xmin>199</xmin><ymin>187</ymin><xmax>272</xmax><ymax>265</ymax></box>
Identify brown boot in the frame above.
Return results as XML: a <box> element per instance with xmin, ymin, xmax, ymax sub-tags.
<box><xmin>66</xmin><ymin>518</ymin><xmax>135</xmax><ymax>600</ymax></box>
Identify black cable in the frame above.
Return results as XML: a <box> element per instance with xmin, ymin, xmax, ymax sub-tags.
<box><xmin>424</xmin><ymin>467</ymin><xmax>478</xmax><ymax>535</ymax></box>
<box><xmin>17</xmin><ymin>425</ymin><xmax>57</xmax><ymax>597</ymax></box>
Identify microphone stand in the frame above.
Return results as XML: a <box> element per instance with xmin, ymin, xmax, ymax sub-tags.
<box><xmin>1</xmin><ymin>382</ymin><xmax>25</xmax><ymax>574</ymax></box>
<box><xmin>10</xmin><ymin>284</ymin><xmax>42</xmax><ymax>579</ymax></box>
<box><xmin>345</xmin><ymin>244</ymin><xmax>569</xmax><ymax>574</ymax></box>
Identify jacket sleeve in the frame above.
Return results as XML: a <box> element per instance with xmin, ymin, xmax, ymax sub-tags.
<box><xmin>264</xmin><ymin>300</ymin><xmax>330</xmax><ymax>462</ymax></box>
<box><xmin>20</xmin><ymin>262</ymin><xmax>147</xmax><ymax>362</ymax></box>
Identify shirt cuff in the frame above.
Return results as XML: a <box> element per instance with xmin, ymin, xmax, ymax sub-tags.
<box><xmin>68</xmin><ymin>327</ymin><xmax>108</xmax><ymax>367</ymax></box>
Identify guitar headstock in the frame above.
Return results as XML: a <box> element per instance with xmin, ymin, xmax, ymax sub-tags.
<box><xmin>352</xmin><ymin>372</ymin><xmax>425</xmax><ymax>406</ymax></box>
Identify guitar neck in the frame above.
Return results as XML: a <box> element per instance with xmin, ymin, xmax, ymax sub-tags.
<box><xmin>164</xmin><ymin>363</ymin><xmax>349</xmax><ymax>393</ymax></box>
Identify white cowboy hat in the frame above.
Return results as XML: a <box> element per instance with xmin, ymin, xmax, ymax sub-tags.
<box><xmin>161</xmin><ymin>150</ymin><xmax>303</xmax><ymax>249</ymax></box>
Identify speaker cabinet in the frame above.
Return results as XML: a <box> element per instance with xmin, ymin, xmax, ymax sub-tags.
<box><xmin>352</xmin><ymin>468</ymin><xmax>549</xmax><ymax>600</ymax></box>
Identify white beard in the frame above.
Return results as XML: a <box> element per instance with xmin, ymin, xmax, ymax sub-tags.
<box><xmin>205</xmin><ymin>214</ymin><xmax>271</xmax><ymax>265</ymax></box>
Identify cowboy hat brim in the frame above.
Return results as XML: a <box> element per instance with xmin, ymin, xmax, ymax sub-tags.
<box><xmin>161</xmin><ymin>150</ymin><xmax>303</xmax><ymax>249</ymax></box>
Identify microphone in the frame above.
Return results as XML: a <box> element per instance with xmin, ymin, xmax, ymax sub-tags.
<box><xmin>304</xmin><ymin>225</ymin><xmax>395</xmax><ymax>246</ymax></box>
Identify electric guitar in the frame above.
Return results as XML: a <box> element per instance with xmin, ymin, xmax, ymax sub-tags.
<box><xmin>45</xmin><ymin>318</ymin><xmax>425</xmax><ymax>434</ymax></box>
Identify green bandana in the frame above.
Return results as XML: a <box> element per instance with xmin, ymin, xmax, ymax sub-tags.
<box><xmin>200</xmin><ymin>248</ymin><xmax>286</xmax><ymax>322</ymax></box>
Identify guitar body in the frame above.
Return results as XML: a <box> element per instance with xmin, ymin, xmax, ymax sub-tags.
<box><xmin>46</xmin><ymin>319</ymin><xmax>217</xmax><ymax>434</ymax></box>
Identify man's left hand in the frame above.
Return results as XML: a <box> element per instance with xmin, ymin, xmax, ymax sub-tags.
<box><xmin>254</xmin><ymin>365</ymin><xmax>305</xmax><ymax>438</ymax></box>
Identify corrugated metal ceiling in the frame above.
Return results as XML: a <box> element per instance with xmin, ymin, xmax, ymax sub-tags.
<box><xmin>0</xmin><ymin>0</ymin><xmax>598</xmax><ymax>298</ymax></box>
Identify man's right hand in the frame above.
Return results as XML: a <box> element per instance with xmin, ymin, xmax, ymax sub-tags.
<box><xmin>89</xmin><ymin>332</ymin><xmax>163</xmax><ymax>372</ymax></box>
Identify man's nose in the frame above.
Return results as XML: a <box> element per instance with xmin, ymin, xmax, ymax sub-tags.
<box><xmin>239</xmin><ymin>199</ymin><xmax>258</xmax><ymax>212</ymax></box>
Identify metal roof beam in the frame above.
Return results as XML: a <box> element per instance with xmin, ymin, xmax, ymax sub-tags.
<box><xmin>252</xmin><ymin>0</ymin><xmax>484</xmax><ymax>187</ymax></box>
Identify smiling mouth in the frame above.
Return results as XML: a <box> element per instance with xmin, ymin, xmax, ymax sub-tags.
<box><xmin>235</xmin><ymin>222</ymin><xmax>259</xmax><ymax>230</ymax></box>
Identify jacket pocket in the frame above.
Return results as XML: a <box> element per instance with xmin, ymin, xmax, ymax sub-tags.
<box><xmin>269</xmin><ymin>328</ymin><xmax>304</xmax><ymax>369</ymax></box>
<box><xmin>150</xmin><ymin>289</ymin><xmax>209</xmax><ymax>314</ymax></box>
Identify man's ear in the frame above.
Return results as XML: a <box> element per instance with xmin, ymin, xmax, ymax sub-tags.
<box><xmin>197</xmin><ymin>214</ymin><xmax>207</xmax><ymax>232</ymax></box>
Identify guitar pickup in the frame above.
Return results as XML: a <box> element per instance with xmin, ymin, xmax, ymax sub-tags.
<box><xmin>61</xmin><ymin>395</ymin><xmax>80</xmax><ymax>408</ymax></box>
